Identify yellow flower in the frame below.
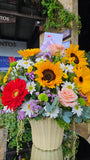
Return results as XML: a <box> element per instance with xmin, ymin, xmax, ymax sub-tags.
<box><xmin>3</xmin><ymin>67</ymin><xmax>12</xmax><ymax>83</ymax></box>
<box><xmin>85</xmin><ymin>92</ymin><xmax>90</xmax><ymax>106</ymax></box>
<box><xmin>65</xmin><ymin>44</ymin><xmax>88</xmax><ymax>68</ymax></box>
<box><xmin>8</xmin><ymin>67</ymin><xmax>12</xmax><ymax>74</ymax></box>
<box><xmin>34</xmin><ymin>60</ymin><xmax>63</xmax><ymax>88</ymax></box>
<box><xmin>18</xmin><ymin>48</ymin><xmax>40</xmax><ymax>60</ymax></box>
<box><xmin>62</xmin><ymin>73</ymin><xmax>68</xmax><ymax>79</ymax></box>
<box><xmin>3</xmin><ymin>75</ymin><xmax>8</xmax><ymax>83</ymax></box>
<box><xmin>0</xmin><ymin>76</ymin><xmax>1</xmax><ymax>81</ymax></box>
<box><xmin>61</xmin><ymin>56</ymin><xmax>67</xmax><ymax>63</ymax></box>
<box><xmin>27</xmin><ymin>66</ymin><xmax>33</xmax><ymax>73</ymax></box>
<box><xmin>74</xmin><ymin>66</ymin><xmax>90</xmax><ymax>94</ymax></box>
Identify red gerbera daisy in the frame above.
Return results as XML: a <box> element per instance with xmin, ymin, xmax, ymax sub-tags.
<box><xmin>1</xmin><ymin>78</ymin><xmax>29</xmax><ymax>111</ymax></box>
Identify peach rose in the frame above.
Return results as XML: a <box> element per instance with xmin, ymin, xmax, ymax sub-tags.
<box><xmin>58</xmin><ymin>87</ymin><xmax>78</xmax><ymax>107</ymax></box>
<box><xmin>49</xmin><ymin>44</ymin><xmax>65</xmax><ymax>56</ymax></box>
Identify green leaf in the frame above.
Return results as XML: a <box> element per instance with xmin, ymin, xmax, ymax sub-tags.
<box><xmin>63</xmin><ymin>115</ymin><xmax>71</xmax><ymax>123</ymax></box>
<box><xmin>75</xmin><ymin>117</ymin><xmax>82</xmax><ymax>123</ymax></box>
<box><xmin>64</xmin><ymin>111</ymin><xmax>72</xmax><ymax>117</ymax></box>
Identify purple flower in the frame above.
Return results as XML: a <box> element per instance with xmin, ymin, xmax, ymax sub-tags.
<box><xmin>29</xmin><ymin>100</ymin><xmax>42</xmax><ymax>117</ymax></box>
<box><xmin>35</xmin><ymin>92</ymin><xmax>40</xmax><ymax>96</ymax></box>
<box><xmin>1</xmin><ymin>86</ymin><xmax>4</xmax><ymax>91</ymax></box>
<box><xmin>51</xmin><ymin>94</ymin><xmax>57</xmax><ymax>102</ymax></box>
<box><xmin>26</xmin><ymin>71</ymin><xmax>34</xmax><ymax>80</ymax></box>
<box><xmin>17</xmin><ymin>110</ymin><xmax>25</xmax><ymax>121</ymax></box>
<box><xmin>79</xmin><ymin>92</ymin><xmax>88</xmax><ymax>100</ymax></box>
<box><xmin>43</xmin><ymin>52</ymin><xmax>52</xmax><ymax>61</ymax></box>
<box><xmin>0</xmin><ymin>110</ymin><xmax>3</xmax><ymax>114</ymax></box>
<box><xmin>48</xmin><ymin>94</ymin><xmax>51</xmax><ymax>97</ymax></box>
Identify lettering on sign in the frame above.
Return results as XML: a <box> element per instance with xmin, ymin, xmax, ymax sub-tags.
<box><xmin>0</xmin><ymin>15</ymin><xmax>16</xmax><ymax>23</ymax></box>
<box><xmin>0</xmin><ymin>41</ymin><xmax>16</xmax><ymax>47</ymax></box>
<box><xmin>0</xmin><ymin>15</ymin><xmax>9</xmax><ymax>21</ymax></box>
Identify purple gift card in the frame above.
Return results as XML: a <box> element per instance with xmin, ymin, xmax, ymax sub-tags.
<box><xmin>44</xmin><ymin>32</ymin><xmax>63</xmax><ymax>44</ymax></box>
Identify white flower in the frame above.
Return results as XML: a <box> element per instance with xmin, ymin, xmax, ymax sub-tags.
<box><xmin>60</xmin><ymin>63</ymin><xmax>66</xmax><ymax>70</ymax></box>
<box><xmin>60</xmin><ymin>63</ymin><xmax>74</xmax><ymax>73</ymax></box>
<box><xmin>3</xmin><ymin>106</ymin><xmax>13</xmax><ymax>114</ymax></box>
<box><xmin>26</xmin><ymin>81</ymin><xmax>36</xmax><ymax>94</ymax></box>
<box><xmin>62</xmin><ymin>81</ymin><xmax>75</xmax><ymax>89</ymax></box>
<box><xmin>44</xmin><ymin>106</ymin><xmax>59</xmax><ymax>118</ymax></box>
<box><xmin>35</xmin><ymin>56</ymin><xmax>46</xmax><ymax>62</ymax></box>
<box><xmin>20</xmin><ymin>100</ymin><xmax>34</xmax><ymax>118</ymax></box>
<box><xmin>72</xmin><ymin>104</ymin><xmax>83</xmax><ymax>117</ymax></box>
<box><xmin>16</xmin><ymin>59</ymin><xmax>34</xmax><ymax>69</ymax></box>
<box><xmin>65</xmin><ymin>64</ymin><xmax>74</xmax><ymax>73</ymax></box>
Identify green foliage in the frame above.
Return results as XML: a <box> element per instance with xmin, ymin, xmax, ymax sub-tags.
<box><xmin>55</xmin><ymin>117</ymin><xmax>70</xmax><ymax>129</ymax></box>
<box><xmin>41</xmin><ymin>0</ymin><xmax>81</xmax><ymax>33</ymax></box>
<box><xmin>0</xmin><ymin>111</ymin><xmax>31</xmax><ymax>152</ymax></box>
<box><xmin>85</xmin><ymin>51</ymin><xmax>90</xmax><ymax>68</ymax></box>
<box><xmin>62</xmin><ymin>129</ymin><xmax>79</xmax><ymax>159</ymax></box>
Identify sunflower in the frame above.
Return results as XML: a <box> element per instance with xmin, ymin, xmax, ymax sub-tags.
<box><xmin>18</xmin><ymin>48</ymin><xmax>40</xmax><ymax>60</ymax></box>
<box><xmin>74</xmin><ymin>66</ymin><xmax>90</xmax><ymax>94</ymax></box>
<box><xmin>85</xmin><ymin>92</ymin><xmax>90</xmax><ymax>106</ymax></box>
<box><xmin>65</xmin><ymin>44</ymin><xmax>88</xmax><ymax>68</ymax></box>
<box><xmin>1</xmin><ymin>78</ymin><xmax>29</xmax><ymax>111</ymax></box>
<box><xmin>34</xmin><ymin>60</ymin><xmax>63</xmax><ymax>88</ymax></box>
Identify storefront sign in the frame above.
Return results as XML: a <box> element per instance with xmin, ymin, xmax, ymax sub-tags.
<box><xmin>0</xmin><ymin>15</ymin><xmax>16</xmax><ymax>23</ymax></box>
<box><xmin>0</xmin><ymin>39</ymin><xmax>26</xmax><ymax>71</ymax></box>
<box><xmin>0</xmin><ymin>56</ymin><xmax>21</xmax><ymax>71</ymax></box>
<box><xmin>0</xmin><ymin>39</ymin><xmax>26</xmax><ymax>57</ymax></box>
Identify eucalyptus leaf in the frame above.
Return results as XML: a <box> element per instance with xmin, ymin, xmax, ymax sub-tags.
<box><xmin>19</xmin><ymin>76</ymin><xmax>28</xmax><ymax>82</ymax></box>
<box><xmin>63</xmin><ymin>111</ymin><xmax>72</xmax><ymax>117</ymax></box>
<box><xmin>38</xmin><ymin>108</ymin><xmax>44</xmax><ymax>115</ymax></box>
<box><xmin>63</xmin><ymin>115</ymin><xmax>71</xmax><ymax>123</ymax></box>
<box><xmin>75</xmin><ymin>117</ymin><xmax>82</xmax><ymax>123</ymax></box>
<box><xmin>52</xmin><ymin>96</ymin><xmax>59</xmax><ymax>106</ymax></box>
<box><xmin>45</xmin><ymin>102</ymin><xmax>52</xmax><ymax>112</ymax></box>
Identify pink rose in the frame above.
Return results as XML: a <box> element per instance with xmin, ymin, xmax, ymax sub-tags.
<box><xmin>9</xmin><ymin>57</ymin><xmax>16</xmax><ymax>64</ymax></box>
<box><xmin>49</xmin><ymin>44</ymin><xmax>65</xmax><ymax>56</ymax></box>
<box><xmin>58</xmin><ymin>87</ymin><xmax>78</xmax><ymax>107</ymax></box>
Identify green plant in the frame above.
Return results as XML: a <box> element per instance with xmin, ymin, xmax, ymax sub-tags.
<box><xmin>85</xmin><ymin>51</ymin><xmax>90</xmax><ymax>68</ymax></box>
<box><xmin>41</xmin><ymin>0</ymin><xmax>81</xmax><ymax>33</ymax></box>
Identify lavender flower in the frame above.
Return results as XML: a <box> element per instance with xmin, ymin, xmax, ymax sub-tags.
<box><xmin>26</xmin><ymin>71</ymin><xmax>34</xmax><ymax>80</ymax></box>
<box><xmin>17</xmin><ymin>110</ymin><xmax>25</xmax><ymax>121</ymax></box>
<box><xmin>30</xmin><ymin>100</ymin><xmax>42</xmax><ymax>117</ymax></box>
<box><xmin>51</xmin><ymin>94</ymin><xmax>57</xmax><ymax>102</ymax></box>
<box><xmin>43</xmin><ymin>52</ymin><xmax>52</xmax><ymax>61</ymax></box>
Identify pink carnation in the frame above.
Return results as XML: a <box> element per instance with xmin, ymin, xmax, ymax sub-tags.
<box><xmin>49</xmin><ymin>44</ymin><xmax>65</xmax><ymax>56</ymax></box>
<box><xmin>58</xmin><ymin>87</ymin><xmax>78</xmax><ymax>107</ymax></box>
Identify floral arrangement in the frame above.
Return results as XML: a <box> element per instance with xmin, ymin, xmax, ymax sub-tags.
<box><xmin>0</xmin><ymin>41</ymin><xmax>90</xmax><ymax>152</ymax></box>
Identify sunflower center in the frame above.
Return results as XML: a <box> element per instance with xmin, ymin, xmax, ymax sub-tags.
<box><xmin>79</xmin><ymin>76</ymin><xmax>83</xmax><ymax>82</ymax></box>
<box><xmin>71</xmin><ymin>53</ymin><xmax>79</xmax><ymax>64</ymax></box>
<box><xmin>42</xmin><ymin>69</ymin><xmax>56</xmax><ymax>83</ymax></box>
<box><xmin>12</xmin><ymin>89</ymin><xmax>19</xmax><ymax>98</ymax></box>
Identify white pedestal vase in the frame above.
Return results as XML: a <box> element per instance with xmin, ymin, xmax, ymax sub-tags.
<box><xmin>29</xmin><ymin>118</ymin><xmax>64</xmax><ymax>151</ymax></box>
